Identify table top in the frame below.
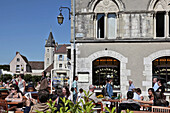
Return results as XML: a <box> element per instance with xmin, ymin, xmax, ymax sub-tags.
<box><xmin>102</xmin><ymin>99</ymin><xmax>120</xmax><ymax>102</ymax></box>
<box><xmin>132</xmin><ymin>111</ymin><xmax>153</xmax><ymax>113</ymax></box>
<box><xmin>0</xmin><ymin>88</ymin><xmax>8</xmax><ymax>91</ymax></box>
<box><xmin>7</xmin><ymin>101</ymin><xmax>23</xmax><ymax>105</ymax></box>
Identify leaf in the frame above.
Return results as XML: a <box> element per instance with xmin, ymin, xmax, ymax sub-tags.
<box><xmin>105</xmin><ymin>107</ymin><xmax>110</xmax><ymax>112</ymax></box>
<box><xmin>111</xmin><ymin>107</ymin><xmax>116</xmax><ymax>113</ymax></box>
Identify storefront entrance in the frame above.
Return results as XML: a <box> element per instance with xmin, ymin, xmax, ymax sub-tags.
<box><xmin>92</xmin><ymin>57</ymin><xmax>120</xmax><ymax>89</ymax></box>
<box><xmin>153</xmin><ymin>56</ymin><xmax>170</xmax><ymax>92</ymax></box>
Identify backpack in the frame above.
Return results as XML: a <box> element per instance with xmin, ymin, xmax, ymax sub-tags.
<box><xmin>102</xmin><ymin>84</ymin><xmax>108</xmax><ymax>96</ymax></box>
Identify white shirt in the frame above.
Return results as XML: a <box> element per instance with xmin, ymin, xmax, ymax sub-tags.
<box><xmin>133</xmin><ymin>92</ymin><xmax>140</xmax><ymax>100</ymax></box>
<box><xmin>153</xmin><ymin>82</ymin><xmax>159</xmax><ymax>91</ymax></box>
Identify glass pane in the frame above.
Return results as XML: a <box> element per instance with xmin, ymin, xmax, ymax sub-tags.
<box><xmin>93</xmin><ymin>57</ymin><xmax>120</xmax><ymax>89</ymax></box>
<box><xmin>156</xmin><ymin>12</ymin><xmax>165</xmax><ymax>37</ymax></box>
<box><xmin>108</xmin><ymin>14</ymin><xmax>116</xmax><ymax>39</ymax></box>
<box><xmin>97</xmin><ymin>14</ymin><xmax>105</xmax><ymax>38</ymax></box>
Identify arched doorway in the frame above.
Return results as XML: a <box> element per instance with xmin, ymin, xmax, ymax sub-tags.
<box><xmin>153</xmin><ymin>56</ymin><xmax>170</xmax><ymax>92</ymax></box>
<box><xmin>92</xmin><ymin>57</ymin><xmax>120</xmax><ymax>89</ymax></box>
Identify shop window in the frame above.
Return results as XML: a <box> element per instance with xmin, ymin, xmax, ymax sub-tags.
<box><xmin>97</xmin><ymin>14</ymin><xmax>105</xmax><ymax>38</ymax></box>
<box><xmin>93</xmin><ymin>57</ymin><xmax>120</xmax><ymax>89</ymax></box>
<box><xmin>156</xmin><ymin>12</ymin><xmax>165</xmax><ymax>37</ymax></box>
<box><xmin>153</xmin><ymin>56</ymin><xmax>170</xmax><ymax>92</ymax></box>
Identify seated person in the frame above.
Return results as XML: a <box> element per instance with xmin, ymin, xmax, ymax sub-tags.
<box><xmin>24</xmin><ymin>90</ymin><xmax>50</xmax><ymax>113</ymax></box>
<box><xmin>5</xmin><ymin>84</ymin><xmax>23</xmax><ymax>111</ymax></box>
<box><xmin>118</xmin><ymin>91</ymin><xmax>140</xmax><ymax>113</ymax></box>
<box><xmin>5</xmin><ymin>84</ymin><xmax>23</xmax><ymax>102</ymax></box>
<box><xmin>133</xmin><ymin>88</ymin><xmax>144</xmax><ymax>100</ymax></box>
<box><xmin>89</xmin><ymin>85</ymin><xmax>101</xmax><ymax>103</ymax></box>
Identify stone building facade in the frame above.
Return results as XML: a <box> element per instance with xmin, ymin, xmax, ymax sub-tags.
<box><xmin>70</xmin><ymin>0</ymin><xmax>170</xmax><ymax>98</ymax></box>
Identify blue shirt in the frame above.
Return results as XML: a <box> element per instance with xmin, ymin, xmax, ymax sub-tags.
<box><xmin>67</xmin><ymin>79</ymin><xmax>70</xmax><ymax>86</ymax></box>
<box><xmin>106</xmin><ymin>83</ymin><xmax>113</xmax><ymax>98</ymax></box>
<box><xmin>72</xmin><ymin>80</ymin><xmax>78</xmax><ymax>95</ymax></box>
<box><xmin>128</xmin><ymin>84</ymin><xmax>135</xmax><ymax>91</ymax></box>
<box><xmin>153</xmin><ymin>82</ymin><xmax>159</xmax><ymax>91</ymax></box>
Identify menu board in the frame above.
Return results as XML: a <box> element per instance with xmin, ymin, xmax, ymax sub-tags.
<box><xmin>78</xmin><ymin>74</ymin><xmax>89</xmax><ymax>82</ymax></box>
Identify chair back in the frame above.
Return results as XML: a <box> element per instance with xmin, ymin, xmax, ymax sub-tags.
<box><xmin>152</xmin><ymin>106</ymin><xmax>170</xmax><ymax>113</ymax></box>
<box><xmin>27</xmin><ymin>87</ymin><xmax>34</xmax><ymax>92</ymax></box>
<box><xmin>0</xmin><ymin>99</ymin><xmax>8</xmax><ymax>112</ymax></box>
<box><xmin>119</xmin><ymin>103</ymin><xmax>140</xmax><ymax>112</ymax></box>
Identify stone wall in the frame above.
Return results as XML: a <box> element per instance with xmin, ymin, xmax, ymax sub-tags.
<box><xmin>120</xmin><ymin>13</ymin><xmax>153</xmax><ymax>38</ymax></box>
<box><xmin>73</xmin><ymin>42</ymin><xmax>170</xmax><ymax>97</ymax></box>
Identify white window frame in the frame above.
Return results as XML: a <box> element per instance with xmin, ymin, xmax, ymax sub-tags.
<box><xmin>96</xmin><ymin>13</ymin><xmax>117</xmax><ymax>39</ymax></box>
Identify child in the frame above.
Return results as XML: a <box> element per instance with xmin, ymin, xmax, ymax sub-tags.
<box><xmin>76</xmin><ymin>88</ymin><xmax>84</xmax><ymax>108</ymax></box>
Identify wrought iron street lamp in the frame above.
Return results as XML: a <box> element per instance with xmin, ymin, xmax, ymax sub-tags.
<box><xmin>57</xmin><ymin>7</ymin><xmax>71</xmax><ymax>25</ymax></box>
<box><xmin>57</xmin><ymin>0</ymin><xmax>76</xmax><ymax>91</ymax></box>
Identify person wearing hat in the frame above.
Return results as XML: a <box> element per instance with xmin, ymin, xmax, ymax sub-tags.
<box><xmin>89</xmin><ymin>85</ymin><xmax>100</xmax><ymax>103</ymax></box>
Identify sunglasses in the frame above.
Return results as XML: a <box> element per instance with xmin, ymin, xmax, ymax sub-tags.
<box><xmin>11</xmin><ymin>88</ymin><xmax>15</xmax><ymax>90</ymax></box>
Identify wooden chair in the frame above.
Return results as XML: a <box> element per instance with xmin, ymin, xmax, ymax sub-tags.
<box><xmin>27</xmin><ymin>87</ymin><xmax>34</xmax><ymax>92</ymax></box>
<box><xmin>92</xmin><ymin>102</ymin><xmax>103</xmax><ymax>113</ymax></box>
<box><xmin>15</xmin><ymin>111</ymin><xmax>24</xmax><ymax>113</ymax></box>
<box><xmin>152</xmin><ymin>106</ymin><xmax>170</xmax><ymax>113</ymax></box>
<box><xmin>0</xmin><ymin>99</ymin><xmax>17</xmax><ymax>112</ymax></box>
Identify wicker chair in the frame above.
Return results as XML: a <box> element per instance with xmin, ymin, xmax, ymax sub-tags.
<box><xmin>152</xmin><ymin>106</ymin><xmax>170</xmax><ymax>113</ymax></box>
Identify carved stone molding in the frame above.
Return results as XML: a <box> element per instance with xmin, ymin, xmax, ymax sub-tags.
<box><xmin>94</xmin><ymin>0</ymin><xmax>119</xmax><ymax>13</ymax></box>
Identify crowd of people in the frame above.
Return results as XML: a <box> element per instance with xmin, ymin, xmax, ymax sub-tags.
<box><xmin>0</xmin><ymin>71</ymin><xmax>169</xmax><ymax>112</ymax></box>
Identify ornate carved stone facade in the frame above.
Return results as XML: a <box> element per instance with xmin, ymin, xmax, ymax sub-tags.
<box><xmin>71</xmin><ymin>0</ymin><xmax>170</xmax><ymax>98</ymax></box>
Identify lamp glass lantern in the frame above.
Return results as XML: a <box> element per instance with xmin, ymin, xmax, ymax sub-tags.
<box><xmin>57</xmin><ymin>12</ymin><xmax>64</xmax><ymax>25</ymax></box>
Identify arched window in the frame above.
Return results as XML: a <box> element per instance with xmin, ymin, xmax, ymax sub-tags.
<box><xmin>93</xmin><ymin>0</ymin><xmax>121</xmax><ymax>39</ymax></box>
<box><xmin>148</xmin><ymin>0</ymin><xmax>170</xmax><ymax>38</ymax></box>
<box><xmin>153</xmin><ymin>56</ymin><xmax>170</xmax><ymax>92</ymax></box>
<box><xmin>93</xmin><ymin>57</ymin><xmax>120</xmax><ymax>89</ymax></box>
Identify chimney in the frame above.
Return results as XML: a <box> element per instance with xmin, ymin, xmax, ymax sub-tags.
<box><xmin>16</xmin><ymin>52</ymin><xmax>19</xmax><ymax>55</ymax></box>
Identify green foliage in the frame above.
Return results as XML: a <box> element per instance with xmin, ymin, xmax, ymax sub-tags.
<box><xmin>47</xmin><ymin>99</ymin><xmax>57</xmax><ymax>113</ymax></box>
<box><xmin>104</xmin><ymin>107</ymin><xmax>134</xmax><ymax>113</ymax></box>
<box><xmin>35</xmin><ymin>90</ymin><xmax>96</xmax><ymax>113</ymax></box>
<box><xmin>32</xmin><ymin>76</ymin><xmax>41</xmax><ymax>83</ymax></box>
<box><xmin>0</xmin><ymin>65</ymin><xmax>10</xmax><ymax>71</ymax></box>
<box><xmin>0</xmin><ymin>74</ymin><xmax>12</xmax><ymax>82</ymax></box>
<box><xmin>24</xmin><ymin>74</ymin><xmax>32</xmax><ymax>82</ymax></box>
<box><xmin>124</xmin><ymin>109</ymin><xmax>133</xmax><ymax>113</ymax></box>
<box><xmin>79</xmin><ymin>90</ymin><xmax>95</xmax><ymax>113</ymax></box>
<box><xmin>24</xmin><ymin>74</ymin><xmax>41</xmax><ymax>84</ymax></box>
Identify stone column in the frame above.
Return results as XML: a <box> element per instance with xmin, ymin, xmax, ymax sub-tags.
<box><xmin>117</xmin><ymin>13</ymin><xmax>120</xmax><ymax>38</ymax></box>
<box><xmin>94</xmin><ymin>14</ymin><xmax>97</xmax><ymax>39</ymax></box>
<box><xmin>105</xmin><ymin>13</ymin><xmax>108</xmax><ymax>39</ymax></box>
<box><xmin>153</xmin><ymin>12</ymin><xmax>156</xmax><ymax>38</ymax></box>
<box><xmin>165</xmin><ymin>11</ymin><xmax>169</xmax><ymax>38</ymax></box>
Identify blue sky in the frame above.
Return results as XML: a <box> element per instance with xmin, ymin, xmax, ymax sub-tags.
<box><xmin>0</xmin><ymin>0</ymin><xmax>71</xmax><ymax>65</ymax></box>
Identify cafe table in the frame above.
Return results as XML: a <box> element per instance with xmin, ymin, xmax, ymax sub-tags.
<box><xmin>0</xmin><ymin>88</ymin><xmax>9</xmax><ymax>99</ymax></box>
<box><xmin>102</xmin><ymin>99</ymin><xmax>120</xmax><ymax>113</ymax></box>
<box><xmin>7</xmin><ymin>101</ymin><xmax>24</xmax><ymax>105</ymax></box>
